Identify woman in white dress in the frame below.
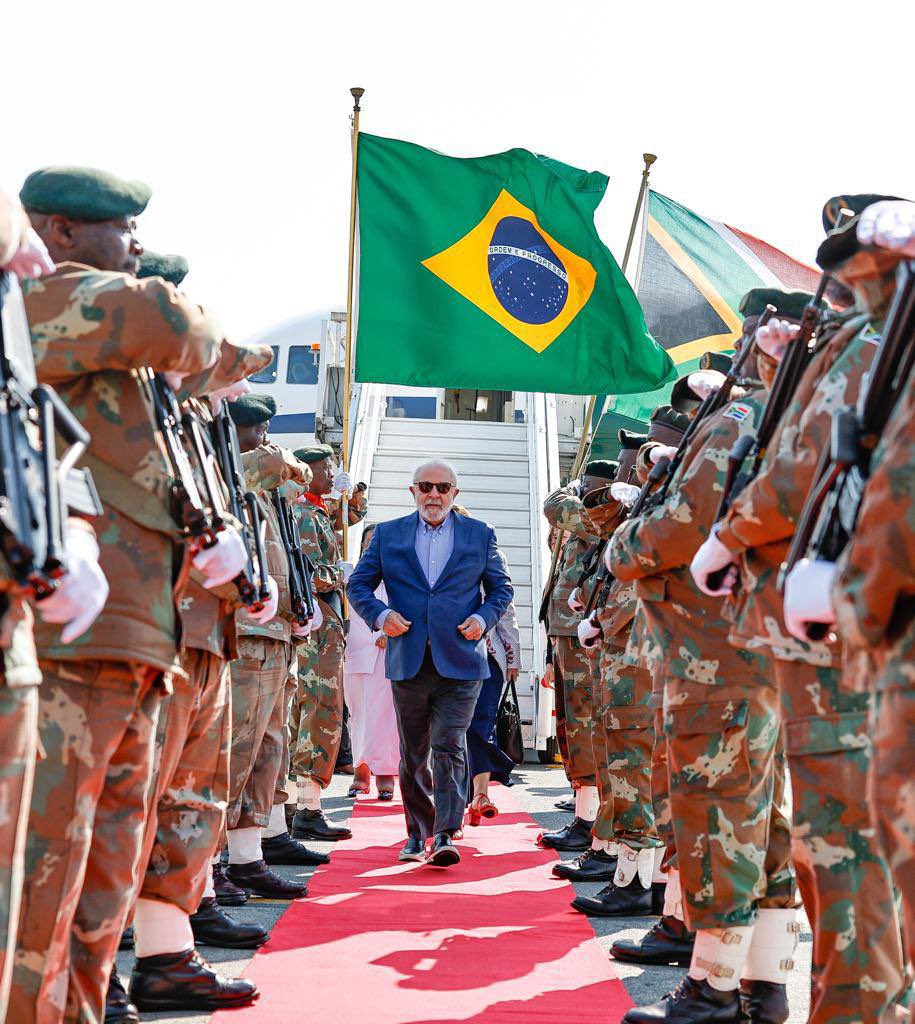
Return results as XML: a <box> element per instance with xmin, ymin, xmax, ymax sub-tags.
<box><xmin>343</xmin><ymin>525</ymin><xmax>400</xmax><ymax>799</ymax></box>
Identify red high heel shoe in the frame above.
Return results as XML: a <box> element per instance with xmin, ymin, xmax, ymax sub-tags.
<box><xmin>468</xmin><ymin>794</ymin><xmax>499</xmax><ymax>827</ymax></box>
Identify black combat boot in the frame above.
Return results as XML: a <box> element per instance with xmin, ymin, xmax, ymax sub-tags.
<box><xmin>622</xmin><ymin>976</ymin><xmax>742</xmax><ymax>1023</ymax></box>
<box><xmin>570</xmin><ymin>875</ymin><xmax>665</xmax><ymax>916</ymax></box>
<box><xmin>225</xmin><ymin>859</ymin><xmax>308</xmax><ymax>899</ymax></box>
<box><xmin>104</xmin><ymin>973</ymin><xmax>139</xmax><ymax>1024</ymax></box>
<box><xmin>536</xmin><ymin>817</ymin><xmax>594</xmax><ymax>851</ymax></box>
<box><xmin>129</xmin><ymin>949</ymin><xmax>258</xmax><ymax>1011</ymax></box>
<box><xmin>261</xmin><ymin>832</ymin><xmax>330</xmax><ymax>865</ymax></box>
<box><xmin>552</xmin><ymin>847</ymin><xmax>618</xmax><ymax>881</ymax></box>
<box><xmin>739</xmin><ymin>980</ymin><xmax>789</xmax><ymax>1024</ymax></box>
<box><xmin>190</xmin><ymin>897</ymin><xmax>270</xmax><ymax>949</ymax></box>
<box><xmin>291</xmin><ymin>807</ymin><xmax>353</xmax><ymax>841</ymax></box>
<box><xmin>212</xmin><ymin>862</ymin><xmax>248</xmax><ymax>906</ymax></box>
<box><xmin>610</xmin><ymin>915</ymin><xmax>695</xmax><ymax>966</ymax></box>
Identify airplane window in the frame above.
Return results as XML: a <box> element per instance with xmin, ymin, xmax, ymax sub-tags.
<box><xmin>249</xmin><ymin>346</ymin><xmax>279</xmax><ymax>384</ymax></box>
<box><xmin>287</xmin><ymin>346</ymin><xmax>319</xmax><ymax>385</ymax></box>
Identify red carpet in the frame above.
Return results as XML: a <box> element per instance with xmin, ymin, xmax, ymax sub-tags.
<box><xmin>215</xmin><ymin>785</ymin><xmax>632</xmax><ymax>1023</ymax></box>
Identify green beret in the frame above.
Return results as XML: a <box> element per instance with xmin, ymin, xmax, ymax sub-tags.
<box><xmin>137</xmin><ymin>251</ymin><xmax>188</xmax><ymax>286</ymax></box>
<box><xmin>648</xmin><ymin>404</ymin><xmax>690</xmax><ymax>445</ymax></box>
<box><xmin>20</xmin><ymin>166</ymin><xmax>152</xmax><ymax>222</ymax></box>
<box><xmin>293</xmin><ymin>444</ymin><xmax>334</xmax><ymax>464</ymax></box>
<box><xmin>699</xmin><ymin>351</ymin><xmax>733</xmax><ymax>374</ymax></box>
<box><xmin>618</xmin><ymin>428</ymin><xmax>648</xmax><ymax>450</ymax></box>
<box><xmin>670</xmin><ymin>372</ymin><xmax>705</xmax><ymax>413</ymax></box>
<box><xmin>817</xmin><ymin>193</ymin><xmax>906</xmax><ymax>272</ymax></box>
<box><xmin>227</xmin><ymin>393</ymin><xmax>276</xmax><ymax>427</ymax></box>
<box><xmin>584</xmin><ymin>460</ymin><xmax>618</xmax><ymax>481</ymax></box>
<box><xmin>739</xmin><ymin>287</ymin><xmax>814</xmax><ymax>321</ymax></box>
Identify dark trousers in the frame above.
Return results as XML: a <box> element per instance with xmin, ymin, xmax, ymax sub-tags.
<box><xmin>392</xmin><ymin>650</ymin><xmax>482</xmax><ymax>840</ymax></box>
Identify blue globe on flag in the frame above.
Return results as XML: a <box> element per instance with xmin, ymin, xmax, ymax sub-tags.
<box><xmin>488</xmin><ymin>216</ymin><xmax>569</xmax><ymax>325</ymax></box>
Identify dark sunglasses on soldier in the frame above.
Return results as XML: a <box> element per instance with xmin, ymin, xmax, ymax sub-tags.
<box><xmin>414</xmin><ymin>481</ymin><xmax>454</xmax><ymax>494</ymax></box>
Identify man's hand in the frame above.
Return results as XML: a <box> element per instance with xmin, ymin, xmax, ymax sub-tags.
<box><xmin>37</xmin><ymin>525</ymin><xmax>109</xmax><ymax>643</ymax></box>
<box><xmin>542</xmin><ymin>662</ymin><xmax>555</xmax><ymax>687</ymax></box>
<box><xmin>577</xmin><ymin>615</ymin><xmax>602</xmax><ymax>649</ymax></box>
<box><xmin>649</xmin><ymin>443</ymin><xmax>678</xmax><ymax>465</ymax></box>
<box><xmin>375</xmin><ymin>634</ymin><xmax>387</xmax><ymax>649</ymax></box>
<box><xmin>334</xmin><ymin>469</ymin><xmax>354</xmax><ymax>494</ymax></box>
<box><xmin>337</xmin><ymin>559</ymin><xmax>354</xmax><ymax>583</ymax></box>
<box><xmin>507</xmin><ymin>667</ymin><xmax>520</xmax><ymax>683</ymax></box>
<box><xmin>291</xmin><ymin>620</ymin><xmax>312</xmax><ymax>639</ymax></box>
<box><xmin>209</xmin><ymin>379</ymin><xmax>251</xmax><ymax>413</ymax></box>
<box><xmin>756</xmin><ymin>318</ymin><xmax>800</xmax><ymax>360</ymax></box>
<box><xmin>383</xmin><ymin>611</ymin><xmax>411</xmax><ymax>637</ymax></box>
<box><xmin>687</xmin><ymin>369</ymin><xmax>726</xmax><ymax>401</ymax></box>
<box><xmin>567</xmin><ymin>587</ymin><xmax>584</xmax><ymax>614</ymax></box>
<box><xmin>857</xmin><ymin>200</ymin><xmax>915</xmax><ymax>258</ymax></box>
<box><xmin>4</xmin><ymin>226</ymin><xmax>55</xmax><ymax>280</ymax></box>
<box><xmin>783</xmin><ymin>558</ymin><xmax>837</xmax><ymax>642</ymax></box>
<box><xmin>245</xmin><ymin>576</ymin><xmax>279</xmax><ymax>624</ymax></box>
<box><xmin>192</xmin><ymin>527</ymin><xmax>248</xmax><ymax>588</ymax></box>
<box><xmin>457</xmin><ymin>616</ymin><xmax>484</xmax><ymax>641</ymax></box>
<box><xmin>690</xmin><ymin>528</ymin><xmax>738</xmax><ymax>596</ymax></box>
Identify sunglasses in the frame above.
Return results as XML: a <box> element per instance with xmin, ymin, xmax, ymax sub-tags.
<box><xmin>413</xmin><ymin>481</ymin><xmax>454</xmax><ymax>495</ymax></box>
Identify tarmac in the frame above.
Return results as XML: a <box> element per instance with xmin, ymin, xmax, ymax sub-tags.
<box><xmin>117</xmin><ymin>759</ymin><xmax>812</xmax><ymax>1023</ymax></box>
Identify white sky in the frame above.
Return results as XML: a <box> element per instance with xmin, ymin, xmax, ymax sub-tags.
<box><xmin>7</xmin><ymin>0</ymin><xmax>912</xmax><ymax>342</ymax></box>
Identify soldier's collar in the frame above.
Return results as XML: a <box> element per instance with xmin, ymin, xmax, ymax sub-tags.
<box><xmin>304</xmin><ymin>492</ymin><xmax>329</xmax><ymax>513</ymax></box>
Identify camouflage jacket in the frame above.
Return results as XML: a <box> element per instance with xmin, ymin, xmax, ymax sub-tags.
<box><xmin>25</xmin><ymin>262</ymin><xmax>220</xmax><ymax>672</ymax></box>
<box><xmin>235</xmin><ymin>444</ymin><xmax>311</xmax><ymax>644</ymax></box>
<box><xmin>834</xmin><ymin>361</ymin><xmax>915</xmax><ymax>662</ymax></box>
<box><xmin>543</xmin><ymin>485</ymin><xmax>600</xmax><ymax>637</ymax></box>
<box><xmin>293</xmin><ymin>490</ymin><xmax>368</xmax><ymax>624</ymax></box>
<box><xmin>609</xmin><ymin>394</ymin><xmax>771</xmax><ymax>686</ymax></box>
<box><xmin>718</xmin><ymin>315</ymin><xmax>874</xmax><ymax>668</ymax></box>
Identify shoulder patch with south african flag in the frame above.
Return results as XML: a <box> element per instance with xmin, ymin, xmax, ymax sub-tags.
<box><xmin>723</xmin><ymin>402</ymin><xmax>753</xmax><ymax>422</ymax></box>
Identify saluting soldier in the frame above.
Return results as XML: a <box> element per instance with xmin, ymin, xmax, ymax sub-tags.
<box><xmin>289</xmin><ymin>444</ymin><xmax>367</xmax><ymax>842</ymax></box>
<box><xmin>692</xmin><ymin>201</ymin><xmax>910</xmax><ymax>1024</ymax></box>
<box><xmin>11</xmin><ymin>167</ymin><xmax>221</xmax><ymax>1024</ymax></box>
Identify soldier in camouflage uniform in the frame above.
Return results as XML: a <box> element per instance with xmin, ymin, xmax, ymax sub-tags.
<box><xmin>694</xmin><ymin>207</ymin><xmax>909</xmax><ymax>1024</ymax></box>
<box><xmin>290</xmin><ymin>444</ymin><xmax>367</xmax><ymax>842</ymax></box>
<box><xmin>10</xmin><ymin>167</ymin><xmax>222</xmax><ymax>1024</ymax></box>
<box><xmin>220</xmin><ymin>397</ymin><xmax>318</xmax><ymax>903</ymax></box>
<box><xmin>613</xmin><ymin>294</ymin><xmax>804</xmax><ymax>1024</ymax></box>
<box><xmin>116</xmin><ymin>255</ymin><xmax>280</xmax><ymax>1017</ymax></box>
<box><xmin>538</xmin><ymin>471</ymin><xmax>606</xmax><ymax>851</ymax></box>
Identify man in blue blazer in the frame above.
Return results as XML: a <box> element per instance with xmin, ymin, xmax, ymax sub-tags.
<box><xmin>347</xmin><ymin>459</ymin><xmax>513</xmax><ymax>866</ymax></box>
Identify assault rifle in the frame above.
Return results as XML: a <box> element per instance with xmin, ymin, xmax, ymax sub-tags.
<box><xmin>649</xmin><ymin>307</ymin><xmax>774</xmax><ymax>510</ymax></box>
<box><xmin>0</xmin><ymin>272</ymin><xmax>102</xmax><ymax>596</ymax></box>
<box><xmin>209</xmin><ymin>403</ymin><xmax>270</xmax><ymax>609</ymax></box>
<box><xmin>269</xmin><ymin>489</ymin><xmax>315</xmax><ymax>627</ymax></box>
<box><xmin>780</xmin><ymin>259</ymin><xmax>915</xmax><ymax>639</ymax></box>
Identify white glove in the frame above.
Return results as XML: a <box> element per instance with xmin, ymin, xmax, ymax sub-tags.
<box><xmin>567</xmin><ymin>478</ymin><xmax>582</xmax><ymax>497</ymax></box>
<box><xmin>245</xmin><ymin>576</ymin><xmax>279</xmax><ymax>624</ymax></box>
<box><xmin>857</xmin><ymin>200</ymin><xmax>915</xmax><ymax>258</ymax></box>
<box><xmin>337</xmin><ymin>560</ymin><xmax>354</xmax><ymax>583</ymax></box>
<box><xmin>309</xmin><ymin>599</ymin><xmax>324</xmax><ymax>632</ymax></box>
<box><xmin>567</xmin><ymin>587</ymin><xmax>585</xmax><ymax>614</ymax></box>
<box><xmin>610</xmin><ymin>481</ymin><xmax>640</xmax><ymax>506</ymax></box>
<box><xmin>334</xmin><ymin>470</ymin><xmax>354</xmax><ymax>494</ymax></box>
<box><xmin>192</xmin><ymin>527</ymin><xmax>249</xmax><ymax>588</ymax></box>
<box><xmin>690</xmin><ymin>527</ymin><xmax>737</xmax><ymax>596</ymax></box>
<box><xmin>161</xmin><ymin>370</ymin><xmax>185</xmax><ymax>391</ymax></box>
<box><xmin>209</xmin><ymin>379</ymin><xmax>251</xmax><ymax>413</ymax></box>
<box><xmin>649</xmin><ymin>444</ymin><xmax>678</xmax><ymax>465</ymax></box>
<box><xmin>783</xmin><ymin>558</ymin><xmax>837</xmax><ymax>641</ymax></box>
<box><xmin>291</xmin><ymin>619</ymin><xmax>312</xmax><ymax>639</ymax></box>
<box><xmin>37</xmin><ymin>526</ymin><xmax>109</xmax><ymax>644</ymax></box>
<box><xmin>687</xmin><ymin>369</ymin><xmax>726</xmax><ymax>400</ymax></box>
<box><xmin>756</xmin><ymin>318</ymin><xmax>800</xmax><ymax>360</ymax></box>
<box><xmin>576</xmin><ymin>616</ymin><xmax>602</xmax><ymax>649</ymax></box>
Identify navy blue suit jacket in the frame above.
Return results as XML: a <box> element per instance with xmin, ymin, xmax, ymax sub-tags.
<box><xmin>346</xmin><ymin>512</ymin><xmax>513</xmax><ymax>681</ymax></box>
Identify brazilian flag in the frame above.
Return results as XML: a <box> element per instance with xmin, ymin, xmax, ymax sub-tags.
<box><xmin>354</xmin><ymin>134</ymin><xmax>675</xmax><ymax>396</ymax></box>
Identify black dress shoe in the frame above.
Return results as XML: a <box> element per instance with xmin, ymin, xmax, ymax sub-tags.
<box><xmin>129</xmin><ymin>949</ymin><xmax>258</xmax><ymax>1011</ymax></box>
<box><xmin>262</xmin><ymin>832</ymin><xmax>330</xmax><ymax>866</ymax></box>
<box><xmin>284</xmin><ymin>802</ymin><xmax>296</xmax><ymax>831</ymax></box>
<box><xmin>399</xmin><ymin>836</ymin><xmax>426</xmax><ymax>862</ymax></box>
<box><xmin>212</xmin><ymin>862</ymin><xmax>248</xmax><ymax>906</ymax></box>
<box><xmin>105</xmin><ymin>972</ymin><xmax>139</xmax><ymax>1024</ymax></box>
<box><xmin>552</xmin><ymin>848</ymin><xmax>618</xmax><ymax>882</ymax></box>
<box><xmin>555</xmin><ymin>798</ymin><xmax>575</xmax><ymax>812</ymax></box>
<box><xmin>191</xmin><ymin>897</ymin><xmax>270</xmax><ymax>949</ymax></box>
<box><xmin>622</xmin><ymin>977</ymin><xmax>742</xmax><ymax>1024</ymax></box>
<box><xmin>739</xmin><ymin>980</ymin><xmax>789</xmax><ymax>1024</ymax></box>
<box><xmin>537</xmin><ymin>817</ymin><xmax>594</xmax><ymax>851</ymax></box>
<box><xmin>291</xmin><ymin>808</ymin><xmax>353</xmax><ymax>842</ymax></box>
<box><xmin>611</xmin><ymin>915</ymin><xmax>695</xmax><ymax>967</ymax></box>
<box><xmin>426</xmin><ymin>832</ymin><xmax>461</xmax><ymax>867</ymax></box>
<box><xmin>118</xmin><ymin>925</ymin><xmax>134</xmax><ymax>951</ymax></box>
<box><xmin>225</xmin><ymin>859</ymin><xmax>308</xmax><ymax>899</ymax></box>
<box><xmin>378</xmin><ymin>790</ymin><xmax>394</xmax><ymax>801</ymax></box>
<box><xmin>571</xmin><ymin>876</ymin><xmax>666</xmax><ymax>917</ymax></box>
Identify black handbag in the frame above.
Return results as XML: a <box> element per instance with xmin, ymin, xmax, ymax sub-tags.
<box><xmin>496</xmin><ymin>673</ymin><xmax>525</xmax><ymax>765</ymax></box>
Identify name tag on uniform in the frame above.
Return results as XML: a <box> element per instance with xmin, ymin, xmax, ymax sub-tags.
<box><xmin>724</xmin><ymin>402</ymin><xmax>752</xmax><ymax>422</ymax></box>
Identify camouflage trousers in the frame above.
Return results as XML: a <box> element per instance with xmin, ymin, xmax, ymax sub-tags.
<box><xmin>291</xmin><ymin>614</ymin><xmax>345</xmax><ymax>788</ymax></box>
<box><xmin>590</xmin><ymin>646</ymin><xmax>658</xmax><ymax>848</ymax></box>
<box><xmin>649</xmin><ymin>673</ymin><xmax>675</xmax><ymax>862</ymax></box>
<box><xmin>776</xmin><ymin>655</ymin><xmax>907</xmax><ymax>1024</ymax></box>
<box><xmin>551</xmin><ymin>634</ymin><xmax>597</xmax><ymax>787</ymax></box>
<box><xmin>228</xmin><ymin>638</ymin><xmax>296</xmax><ymax>830</ymax></box>
<box><xmin>134</xmin><ymin>649</ymin><xmax>230</xmax><ymax>916</ymax></box>
<box><xmin>663</xmin><ymin>674</ymin><xmax>795</xmax><ymax>930</ymax></box>
<box><xmin>0</xmin><ymin>681</ymin><xmax>38</xmax><ymax>1021</ymax></box>
<box><xmin>10</xmin><ymin>659</ymin><xmax>163</xmax><ymax>1024</ymax></box>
